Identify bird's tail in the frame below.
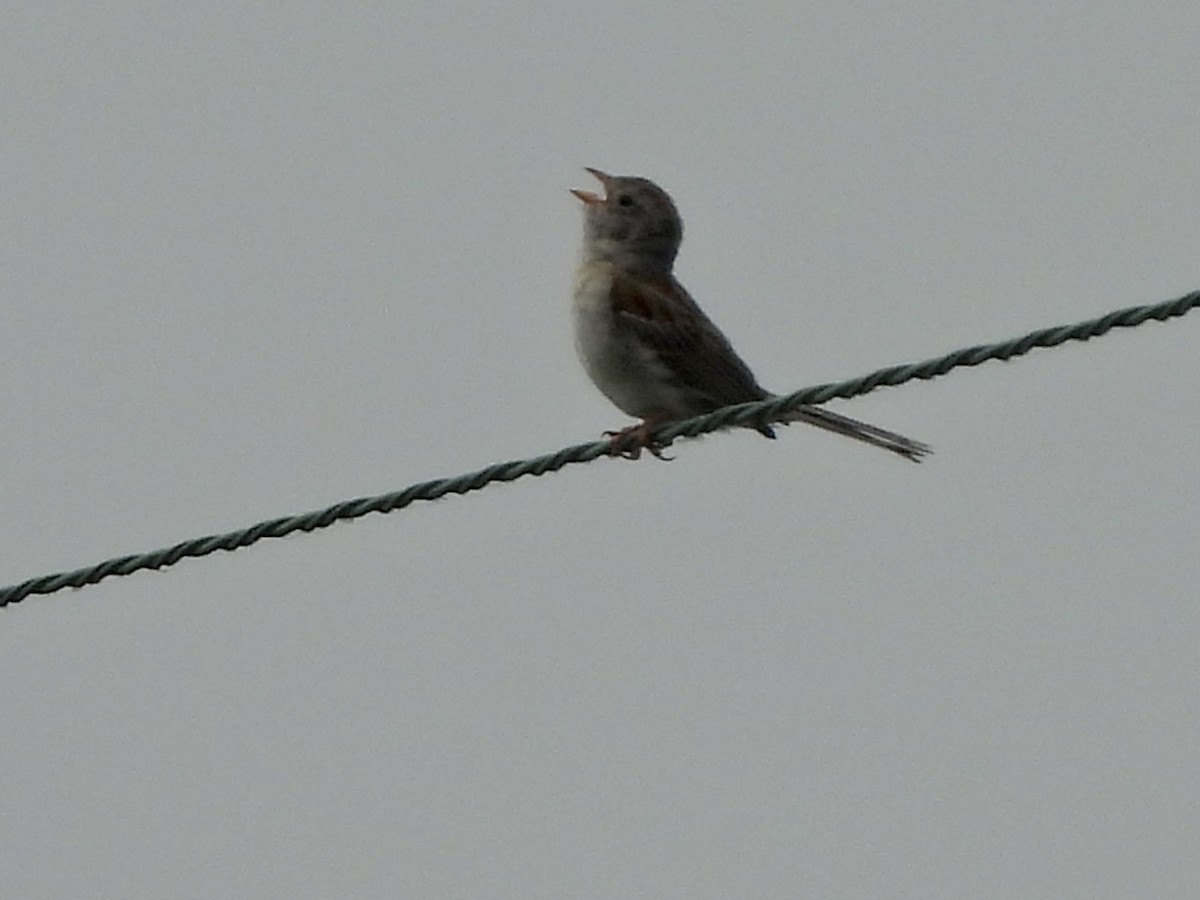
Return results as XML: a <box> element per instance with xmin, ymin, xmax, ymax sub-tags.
<box><xmin>778</xmin><ymin>404</ymin><xmax>931</xmax><ymax>462</ymax></box>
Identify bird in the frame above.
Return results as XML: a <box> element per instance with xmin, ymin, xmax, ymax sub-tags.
<box><xmin>569</xmin><ymin>168</ymin><xmax>931</xmax><ymax>462</ymax></box>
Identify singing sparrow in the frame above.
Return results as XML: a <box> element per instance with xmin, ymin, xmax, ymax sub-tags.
<box><xmin>570</xmin><ymin>168</ymin><xmax>930</xmax><ymax>461</ymax></box>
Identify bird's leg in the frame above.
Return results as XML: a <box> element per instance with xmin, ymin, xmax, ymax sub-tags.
<box><xmin>603</xmin><ymin>418</ymin><xmax>674</xmax><ymax>461</ymax></box>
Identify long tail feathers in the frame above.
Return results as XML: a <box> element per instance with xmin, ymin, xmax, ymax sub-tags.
<box><xmin>780</xmin><ymin>404</ymin><xmax>931</xmax><ymax>462</ymax></box>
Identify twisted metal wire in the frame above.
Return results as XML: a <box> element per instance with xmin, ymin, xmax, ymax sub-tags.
<box><xmin>3</xmin><ymin>289</ymin><xmax>1197</xmax><ymax>607</ymax></box>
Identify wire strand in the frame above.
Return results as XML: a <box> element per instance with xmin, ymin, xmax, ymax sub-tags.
<box><xmin>3</xmin><ymin>288</ymin><xmax>1197</xmax><ymax>607</ymax></box>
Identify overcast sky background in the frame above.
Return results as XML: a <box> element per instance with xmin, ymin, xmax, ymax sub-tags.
<box><xmin>3</xmin><ymin>2</ymin><xmax>1199</xmax><ymax>897</ymax></box>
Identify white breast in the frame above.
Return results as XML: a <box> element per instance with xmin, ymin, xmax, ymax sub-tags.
<box><xmin>571</xmin><ymin>261</ymin><xmax>680</xmax><ymax>420</ymax></box>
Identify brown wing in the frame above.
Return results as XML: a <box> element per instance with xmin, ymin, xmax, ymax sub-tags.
<box><xmin>608</xmin><ymin>270</ymin><xmax>769</xmax><ymax>409</ymax></box>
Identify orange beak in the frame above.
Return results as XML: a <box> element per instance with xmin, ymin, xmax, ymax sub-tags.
<box><xmin>570</xmin><ymin>167</ymin><xmax>612</xmax><ymax>205</ymax></box>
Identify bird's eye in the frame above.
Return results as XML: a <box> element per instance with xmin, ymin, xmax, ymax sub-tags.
<box><xmin>616</xmin><ymin>194</ymin><xmax>634</xmax><ymax>208</ymax></box>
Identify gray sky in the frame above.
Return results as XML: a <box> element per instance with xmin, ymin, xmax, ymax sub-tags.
<box><xmin>3</xmin><ymin>2</ymin><xmax>1199</xmax><ymax>897</ymax></box>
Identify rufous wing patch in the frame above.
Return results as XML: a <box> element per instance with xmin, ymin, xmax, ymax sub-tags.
<box><xmin>609</xmin><ymin>271</ymin><xmax>689</xmax><ymax>327</ymax></box>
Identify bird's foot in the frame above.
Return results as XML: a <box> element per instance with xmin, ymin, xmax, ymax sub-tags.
<box><xmin>603</xmin><ymin>421</ymin><xmax>674</xmax><ymax>461</ymax></box>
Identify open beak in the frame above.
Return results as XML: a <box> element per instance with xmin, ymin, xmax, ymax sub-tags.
<box><xmin>570</xmin><ymin>167</ymin><xmax>612</xmax><ymax>205</ymax></box>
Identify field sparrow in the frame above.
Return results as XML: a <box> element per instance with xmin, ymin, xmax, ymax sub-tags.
<box><xmin>570</xmin><ymin>168</ymin><xmax>930</xmax><ymax>461</ymax></box>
